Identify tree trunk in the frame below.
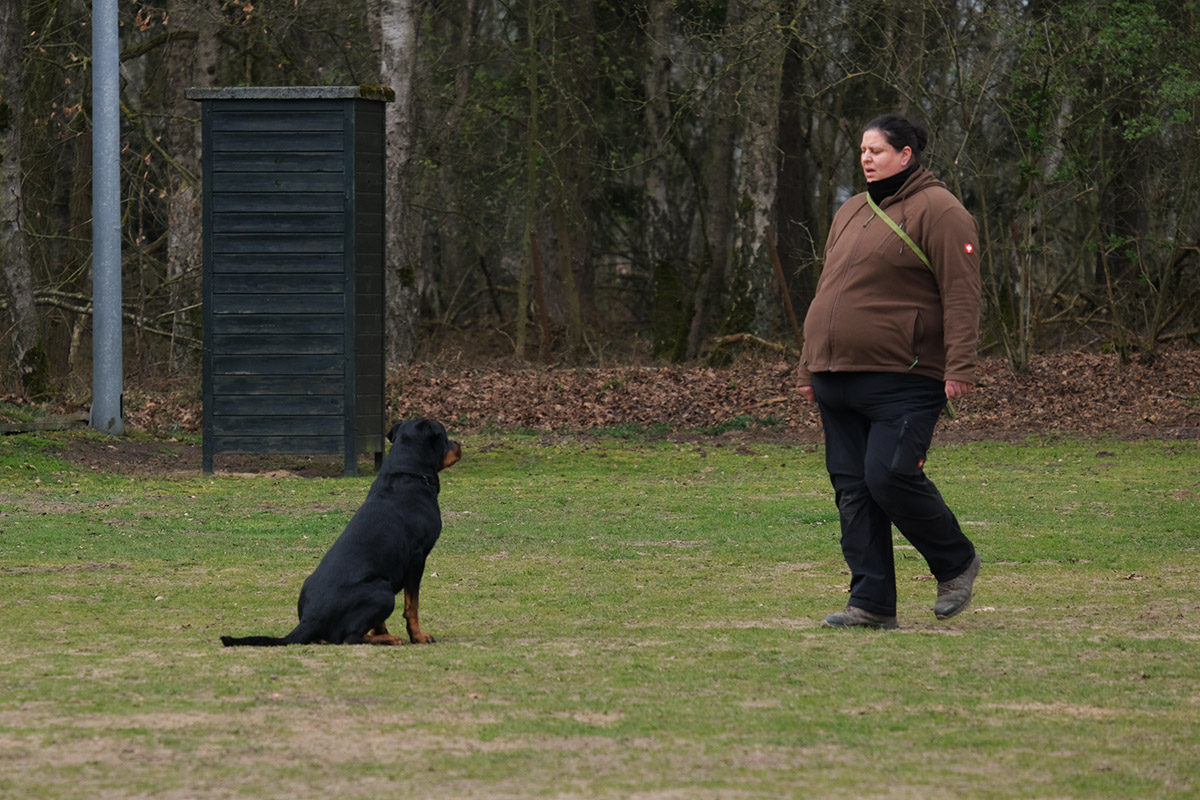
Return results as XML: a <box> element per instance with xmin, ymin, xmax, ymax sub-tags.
<box><xmin>719</xmin><ymin>0</ymin><xmax>784</xmax><ymax>343</ymax></box>
<box><xmin>686</xmin><ymin>61</ymin><xmax>737</xmax><ymax>358</ymax></box>
<box><xmin>642</xmin><ymin>0</ymin><xmax>688</xmax><ymax>359</ymax></box>
<box><xmin>548</xmin><ymin>0</ymin><xmax>594</xmax><ymax>357</ymax></box>
<box><xmin>516</xmin><ymin>0</ymin><xmax>541</xmax><ymax>360</ymax></box>
<box><xmin>775</xmin><ymin>40</ymin><xmax>819</xmax><ymax>315</ymax></box>
<box><xmin>378</xmin><ymin>0</ymin><xmax>422</xmax><ymax>366</ymax></box>
<box><xmin>164</xmin><ymin>3</ymin><xmax>218</xmax><ymax>375</ymax></box>
<box><xmin>0</xmin><ymin>0</ymin><xmax>44</xmax><ymax>394</ymax></box>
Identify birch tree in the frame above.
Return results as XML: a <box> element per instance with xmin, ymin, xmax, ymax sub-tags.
<box><xmin>725</xmin><ymin>0</ymin><xmax>784</xmax><ymax>341</ymax></box>
<box><xmin>376</xmin><ymin>0</ymin><xmax>422</xmax><ymax>365</ymax></box>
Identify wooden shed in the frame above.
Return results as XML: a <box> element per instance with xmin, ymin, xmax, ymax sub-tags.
<box><xmin>186</xmin><ymin>86</ymin><xmax>394</xmax><ymax>476</ymax></box>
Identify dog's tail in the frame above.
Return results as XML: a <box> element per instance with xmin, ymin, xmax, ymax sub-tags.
<box><xmin>220</xmin><ymin>634</ymin><xmax>290</xmax><ymax>647</ymax></box>
<box><xmin>220</xmin><ymin>620</ymin><xmax>315</xmax><ymax>648</ymax></box>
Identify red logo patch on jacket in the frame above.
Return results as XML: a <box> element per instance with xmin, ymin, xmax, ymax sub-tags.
<box><xmin>963</xmin><ymin>243</ymin><xmax>975</xmax><ymax>254</ymax></box>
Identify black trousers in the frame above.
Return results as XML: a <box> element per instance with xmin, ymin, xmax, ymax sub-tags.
<box><xmin>811</xmin><ymin>372</ymin><xmax>976</xmax><ymax>616</ymax></box>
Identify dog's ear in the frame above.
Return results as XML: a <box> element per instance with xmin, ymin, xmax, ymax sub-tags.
<box><xmin>386</xmin><ymin>421</ymin><xmax>403</xmax><ymax>443</ymax></box>
<box><xmin>415</xmin><ymin>419</ymin><xmax>452</xmax><ymax>454</ymax></box>
<box><xmin>415</xmin><ymin>418</ymin><xmax>445</xmax><ymax>441</ymax></box>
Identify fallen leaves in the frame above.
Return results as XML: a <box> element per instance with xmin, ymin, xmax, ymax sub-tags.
<box><xmin>30</xmin><ymin>348</ymin><xmax>1199</xmax><ymax>442</ymax></box>
<box><xmin>385</xmin><ymin>350</ymin><xmax>1200</xmax><ymax>440</ymax></box>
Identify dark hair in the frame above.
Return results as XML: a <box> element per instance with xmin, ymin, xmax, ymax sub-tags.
<box><xmin>863</xmin><ymin>114</ymin><xmax>929</xmax><ymax>158</ymax></box>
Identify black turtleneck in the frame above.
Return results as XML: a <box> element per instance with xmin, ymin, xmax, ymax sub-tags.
<box><xmin>867</xmin><ymin>164</ymin><xmax>916</xmax><ymax>206</ymax></box>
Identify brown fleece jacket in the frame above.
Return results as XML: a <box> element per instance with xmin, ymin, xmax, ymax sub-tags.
<box><xmin>797</xmin><ymin>166</ymin><xmax>981</xmax><ymax>386</ymax></box>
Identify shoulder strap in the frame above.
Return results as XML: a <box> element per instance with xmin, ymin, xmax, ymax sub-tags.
<box><xmin>866</xmin><ymin>193</ymin><xmax>932</xmax><ymax>272</ymax></box>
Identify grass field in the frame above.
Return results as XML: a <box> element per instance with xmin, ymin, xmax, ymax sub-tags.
<box><xmin>1</xmin><ymin>430</ymin><xmax>1198</xmax><ymax>799</ymax></box>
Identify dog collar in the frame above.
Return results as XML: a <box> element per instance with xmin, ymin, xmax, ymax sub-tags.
<box><xmin>396</xmin><ymin>471</ymin><xmax>435</xmax><ymax>486</ymax></box>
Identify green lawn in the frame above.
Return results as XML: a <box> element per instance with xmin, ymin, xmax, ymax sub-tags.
<box><xmin>1</xmin><ymin>431</ymin><xmax>1197</xmax><ymax>799</ymax></box>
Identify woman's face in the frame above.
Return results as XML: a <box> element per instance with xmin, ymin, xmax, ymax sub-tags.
<box><xmin>860</xmin><ymin>129</ymin><xmax>912</xmax><ymax>183</ymax></box>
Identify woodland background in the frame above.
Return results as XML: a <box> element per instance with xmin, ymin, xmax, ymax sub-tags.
<box><xmin>1</xmin><ymin>0</ymin><xmax>1199</xmax><ymax>402</ymax></box>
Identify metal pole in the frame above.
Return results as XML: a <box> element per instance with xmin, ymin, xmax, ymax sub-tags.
<box><xmin>90</xmin><ymin>0</ymin><xmax>123</xmax><ymax>434</ymax></box>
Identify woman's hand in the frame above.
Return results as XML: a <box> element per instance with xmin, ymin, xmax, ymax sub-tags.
<box><xmin>798</xmin><ymin>385</ymin><xmax>816</xmax><ymax>404</ymax></box>
<box><xmin>945</xmin><ymin>380</ymin><xmax>973</xmax><ymax>399</ymax></box>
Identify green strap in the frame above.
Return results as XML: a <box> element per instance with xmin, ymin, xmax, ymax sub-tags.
<box><xmin>866</xmin><ymin>193</ymin><xmax>932</xmax><ymax>272</ymax></box>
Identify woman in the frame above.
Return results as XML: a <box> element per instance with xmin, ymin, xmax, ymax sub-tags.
<box><xmin>796</xmin><ymin>114</ymin><xmax>981</xmax><ymax>629</ymax></box>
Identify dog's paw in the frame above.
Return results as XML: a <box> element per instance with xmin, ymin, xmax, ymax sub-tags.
<box><xmin>410</xmin><ymin>632</ymin><xmax>436</xmax><ymax>644</ymax></box>
<box><xmin>363</xmin><ymin>633</ymin><xmax>404</xmax><ymax>646</ymax></box>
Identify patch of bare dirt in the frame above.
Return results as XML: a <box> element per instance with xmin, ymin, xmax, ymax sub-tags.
<box><xmin>49</xmin><ymin>437</ymin><xmax>365</xmax><ymax>479</ymax></box>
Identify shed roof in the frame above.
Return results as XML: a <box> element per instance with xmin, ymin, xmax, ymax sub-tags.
<box><xmin>185</xmin><ymin>85</ymin><xmax>394</xmax><ymax>103</ymax></box>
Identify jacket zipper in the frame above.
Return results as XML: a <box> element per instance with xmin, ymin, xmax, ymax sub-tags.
<box><xmin>910</xmin><ymin>308</ymin><xmax>924</xmax><ymax>370</ymax></box>
<box><xmin>825</xmin><ymin>202</ymin><xmax>876</xmax><ymax>369</ymax></box>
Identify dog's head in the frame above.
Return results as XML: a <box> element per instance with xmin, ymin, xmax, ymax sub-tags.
<box><xmin>385</xmin><ymin>418</ymin><xmax>462</xmax><ymax>473</ymax></box>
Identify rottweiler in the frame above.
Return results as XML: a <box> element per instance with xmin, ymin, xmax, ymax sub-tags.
<box><xmin>221</xmin><ymin>418</ymin><xmax>461</xmax><ymax>647</ymax></box>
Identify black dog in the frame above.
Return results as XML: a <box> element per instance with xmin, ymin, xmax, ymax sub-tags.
<box><xmin>221</xmin><ymin>419</ymin><xmax>461</xmax><ymax>647</ymax></box>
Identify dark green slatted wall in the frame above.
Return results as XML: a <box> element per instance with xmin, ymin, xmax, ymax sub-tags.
<box><xmin>191</xmin><ymin>88</ymin><xmax>390</xmax><ymax>476</ymax></box>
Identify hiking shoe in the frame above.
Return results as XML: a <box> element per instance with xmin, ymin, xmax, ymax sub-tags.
<box><xmin>933</xmin><ymin>553</ymin><xmax>981</xmax><ymax>620</ymax></box>
<box><xmin>822</xmin><ymin>605</ymin><xmax>899</xmax><ymax>630</ymax></box>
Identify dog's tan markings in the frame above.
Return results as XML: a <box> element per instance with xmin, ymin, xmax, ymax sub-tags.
<box><xmin>403</xmin><ymin>584</ymin><xmax>434</xmax><ymax>643</ymax></box>
<box><xmin>441</xmin><ymin>441</ymin><xmax>462</xmax><ymax>470</ymax></box>
<box><xmin>360</xmin><ymin>623</ymin><xmax>403</xmax><ymax>646</ymax></box>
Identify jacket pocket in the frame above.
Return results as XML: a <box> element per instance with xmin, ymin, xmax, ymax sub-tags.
<box><xmin>909</xmin><ymin>310</ymin><xmax>925</xmax><ymax>370</ymax></box>
<box><xmin>874</xmin><ymin>229</ymin><xmax>902</xmax><ymax>257</ymax></box>
<box><xmin>873</xmin><ymin>226</ymin><xmax>896</xmax><ymax>248</ymax></box>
